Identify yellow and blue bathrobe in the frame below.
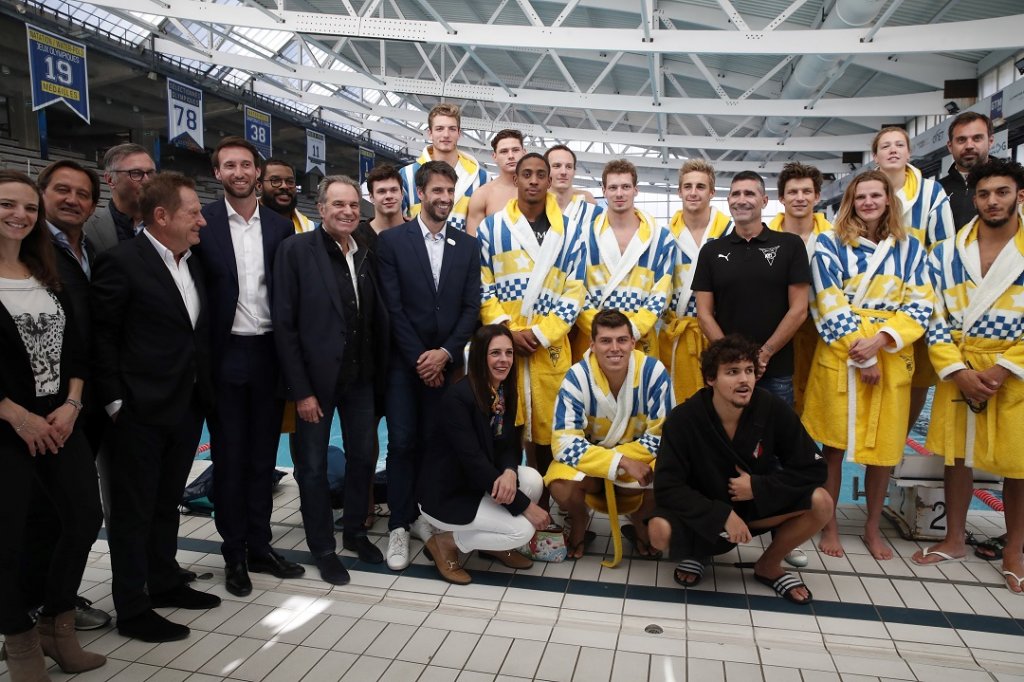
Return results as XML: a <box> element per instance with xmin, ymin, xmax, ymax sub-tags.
<box><xmin>768</xmin><ymin>212</ymin><xmax>833</xmax><ymax>415</ymax></box>
<box><xmin>926</xmin><ymin>216</ymin><xmax>1024</xmax><ymax>478</ymax></box>
<box><xmin>479</xmin><ymin>195</ymin><xmax>587</xmax><ymax>445</ymax></box>
<box><xmin>546</xmin><ymin>349</ymin><xmax>672</xmax><ymax>487</ymax></box>
<box><xmin>565</xmin><ymin>194</ymin><xmax>602</xmax><ymax>234</ymax></box>
<box><xmin>400</xmin><ymin>146</ymin><xmax>488</xmax><ymax>232</ymax></box>
<box><xmin>802</xmin><ymin>231</ymin><xmax>933</xmax><ymax>466</ymax></box>
<box><xmin>657</xmin><ymin>207</ymin><xmax>733</xmax><ymax>405</ymax></box>
<box><xmin>570</xmin><ymin>209</ymin><xmax>675</xmax><ymax>362</ymax></box>
<box><xmin>898</xmin><ymin>163</ymin><xmax>954</xmax><ymax>387</ymax></box>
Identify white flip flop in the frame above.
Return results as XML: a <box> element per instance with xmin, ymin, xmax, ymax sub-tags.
<box><xmin>911</xmin><ymin>547</ymin><xmax>966</xmax><ymax>566</ymax></box>
<box><xmin>1002</xmin><ymin>569</ymin><xmax>1024</xmax><ymax>596</ymax></box>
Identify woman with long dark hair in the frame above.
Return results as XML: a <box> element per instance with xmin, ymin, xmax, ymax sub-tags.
<box><xmin>802</xmin><ymin>170</ymin><xmax>932</xmax><ymax>561</ymax></box>
<box><xmin>0</xmin><ymin>171</ymin><xmax>104</xmax><ymax>680</ymax></box>
<box><xmin>418</xmin><ymin>324</ymin><xmax>551</xmax><ymax>584</ymax></box>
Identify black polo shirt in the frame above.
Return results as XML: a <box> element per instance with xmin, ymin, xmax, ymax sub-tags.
<box><xmin>692</xmin><ymin>224</ymin><xmax>811</xmax><ymax>378</ymax></box>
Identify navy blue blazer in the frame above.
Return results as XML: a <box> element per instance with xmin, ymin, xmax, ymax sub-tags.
<box><xmin>419</xmin><ymin>379</ymin><xmax>528</xmax><ymax>525</ymax></box>
<box><xmin>272</xmin><ymin>229</ymin><xmax>390</xmax><ymax>406</ymax></box>
<box><xmin>376</xmin><ymin>219</ymin><xmax>480</xmax><ymax>370</ymax></box>
<box><xmin>195</xmin><ymin>199</ymin><xmax>293</xmax><ymax>368</ymax></box>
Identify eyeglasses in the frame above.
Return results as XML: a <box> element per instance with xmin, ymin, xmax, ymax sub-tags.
<box><xmin>953</xmin><ymin>396</ymin><xmax>987</xmax><ymax>414</ymax></box>
<box><xmin>264</xmin><ymin>177</ymin><xmax>296</xmax><ymax>188</ymax></box>
<box><xmin>112</xmin><ymin>168</ymin><xmax>156</xmax><ymax>181</ymax></box>
<box><xmin>953</xmin><ymin>361</ymin><xmax>988</xmax><ymax>414</ymax></box>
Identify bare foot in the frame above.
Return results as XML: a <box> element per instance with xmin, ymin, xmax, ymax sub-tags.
<box><xmin>565</xmin><ymin>517</ymin><xmax>588</xmax><ymax>559</ymax></box>
<box><xmin>911</xmin><ymin>541</ymin><xmax>967</xmax><ymax>565</ymax></box>
<box><xmin>862</xmin><ymin>529</ymin><xmax>893</xmax><ymax>560</ymax></box>
<box><xmin>818</xmin><ymin>529</ymin><xmax>845</xmax><ymax>558</ymax></box>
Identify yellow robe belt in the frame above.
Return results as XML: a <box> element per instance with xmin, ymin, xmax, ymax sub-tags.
<box><xmin>843</xmin><ymin>308</ymin><xmax>895</xmax><ymax>462</ymax></box>
<box><xmin>932</xmin><ymin>333</ymin><xmax>1008</xmax><ymax>469</ymax></box>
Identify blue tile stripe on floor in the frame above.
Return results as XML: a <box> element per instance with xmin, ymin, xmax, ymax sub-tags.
<box><xmin>131</xmin><ymin>530</ymin><xmax>1024</xmax><ymax>639</ymax></box>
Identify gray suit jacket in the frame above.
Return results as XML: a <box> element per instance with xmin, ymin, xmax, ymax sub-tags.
<box><xmin>84</xmin><ymin>205</ymin><xmax>121</xmax><ymax>255</ymax></box>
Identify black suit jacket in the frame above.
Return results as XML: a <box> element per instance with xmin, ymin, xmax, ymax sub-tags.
<box><xmin>419</xmin><ymin>379</ymin><xmax>528</xmax><ymax>525</ymax></box>
<box><xmin>0</xmin><ymin>285</ymin><xmax>84</xmax><ymax>448</ymax></box>
<box><xmin>195</xmin><ymin>199</ymin><xmax>293</xmax><ymax>369</ymax></box>
<box><xmin>91</xmin><ymin>235</ymin><xmax>214</xmax><ymax>426</ymax></box>
<box><xmin>52</xmin><ymin>235</ymin><xmax>98</xmax><ymax>416</ymax></box>
<box><xmin>376</xmin><ymin>219</ymin><xmax>480</xmax><ymax>370</ymax></box>
<box><xmin>272</xmin><ymin>229</ymin><xmax>390</xmax><ymax>406</ymax></box>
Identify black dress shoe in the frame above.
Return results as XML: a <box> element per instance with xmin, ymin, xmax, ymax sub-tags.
<box><xmin>248</xmin><ymin>550</ymin><xmax>305</xmax><ymax>579</ymax></box>
<box><xmin>225</xmin><ymin>561</ymin><xmax>253</xmax><ymax>597</ymax></box>
<box><xmin>150</xmin><ymin>584</ymin><xmax>222</xmax><ymax>610</ymax></box>
<box><xmin>118</xmin><ymin>609</ymin><xmax>190</xmax><ymax>643</ymax></box>
<box><xmin>314</xmin><ymin>554</ymin><xmax>351</xmax><ymax>585</ymax></box>
<box><xmin>343</xmin><ymin>535</ymin><xmax>384</xmax><ymax>564</ymax></box>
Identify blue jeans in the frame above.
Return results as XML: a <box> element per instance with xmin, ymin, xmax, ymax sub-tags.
<box><xmin>758</xmin><ymin>375</ymin><xmax>794</xmax><ymax>407</ymax></box>
<box><xmin>385</xmin><ymin>365</ymin><xmax>447</xmax><ymax>531</ymax></box>
<box><xmin>293</xmin><ymin>380</ymin><xmax>376</xmax><ymax>557</ymax></box>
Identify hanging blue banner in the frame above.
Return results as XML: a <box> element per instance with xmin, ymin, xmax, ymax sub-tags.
<box><xmin>358</xmin><ymin>147</ymin><xmax>375</xmax><ymax>186</ymax></box>
<box><xmin>244</xmin><ymin>105</ymin><xmax>272</xmax><ymax>160</ymax></box>
<box><xmin>26</xmin><ymin>24</ymin><xmax>90</xmax><ymax>123</ymax></box>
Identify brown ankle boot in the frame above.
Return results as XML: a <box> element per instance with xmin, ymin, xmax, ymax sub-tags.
<box><xmin>36</xmin><ymin>611</ymin><xmax>106</xmax><ymax>673</ymax></box>
<box><xmin>0</xmin><ymin>628</ymin><xmax>52</xmax><ymax>682</ymax></box>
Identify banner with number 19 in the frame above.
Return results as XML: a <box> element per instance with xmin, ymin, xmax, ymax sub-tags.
<box><xmin>26</xmin><ymin>24</ymin><xmax>90</xmax><ymax>123</ymax></box>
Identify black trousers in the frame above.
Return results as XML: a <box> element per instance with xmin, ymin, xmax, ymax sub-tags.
<box><xmin>0</xmin><ymin>410</ymin><xmax>101</xmax><ymax>635</ymax></box>
<box><xmin>384</xmin><ymin>364</ymin><xmax>447</xmax><ymax>531</ymax></box>
<box><xmin>107</xmin><ymin>399</ymin><xmax>204</xmax><ymax>619</ymax></box>
<box><xmin>293</xmin><ymin>379</ymin><xmax>377</xmax><ymax>554</ymax></box>
<box><xmin>209</xmin><ymin>334</ymin><xmax>284</xmax><ymax>563</ymax></box>
<box><xmin>20</xmin><ymin>408</ymin><xmax>108</xmax><ymax>611</ymax></box>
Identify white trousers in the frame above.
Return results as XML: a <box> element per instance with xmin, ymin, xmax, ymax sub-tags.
<box><xmin>421</xmin><ymin>466</ymin><xmax>543</xmax><ymax>553</ymax></box>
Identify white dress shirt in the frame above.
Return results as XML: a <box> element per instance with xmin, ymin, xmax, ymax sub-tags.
<box><xmin>143</xmin><ymin>229</ymin><xmax>200</xmax><ymax>327</ymax></box>
<box><xmin>418</xmin><ymin>217</ymin><xmax>446</xmax><ymax>288</ymax></box>
<box><xmin>226</xmin><ymin>200</ymin><xmax>272</xmax><ymax>335</ymax></box>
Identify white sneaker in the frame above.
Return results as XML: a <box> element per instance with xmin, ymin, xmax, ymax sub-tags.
<box><xmin>784</xmin><ymin>548</ymin><xmax>809</xmax><ymax>568</ymax></box>
<box><xmin>387</xmin><ymin>528</ymin><xmax>411</xmax><ymax>571</ymax></box>
<box><xmin>410</xmin><ymin>517</ymin><xmax>437</xmax><ymax>542</ymax></box>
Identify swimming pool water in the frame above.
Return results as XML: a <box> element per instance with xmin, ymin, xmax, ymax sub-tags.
<box><xmin>198</xmin><ymin>389</ymin><xmax>985</xmax><ymax>507</ymax></box>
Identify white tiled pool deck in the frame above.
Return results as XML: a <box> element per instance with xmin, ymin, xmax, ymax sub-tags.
<box><xmin>6</xmin><ymin>463</ymin><xmax>1024</xmax><ymax>682</ymax></box>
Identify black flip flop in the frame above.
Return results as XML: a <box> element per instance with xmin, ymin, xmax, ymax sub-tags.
<box><xmin>754</xmin><ymin>572</ymin><xmax>813</xmax><ymax>605</ymax></box>
<box><xmin>673</xmin><ymin>558</ymin><xmax>705</xmax><ymax>587</ymax></box>
<box><xmin>621</xmin><ymin>524</ymin><xmax>663</xmax><ymax>560</ymax></box>
<box><xmin>975</xmin><ymin>534</ymin><xmax>1007</xmax><ymax>561</ymax></box>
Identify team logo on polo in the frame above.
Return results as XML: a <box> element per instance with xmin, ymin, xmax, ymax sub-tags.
<box><xmin>759</xmin><ymin>245</ymin><xmax>780</xmax><ymax>266</ymax></box>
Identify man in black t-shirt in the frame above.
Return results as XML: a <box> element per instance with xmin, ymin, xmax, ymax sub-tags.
<box><xmin>692</xmin><ymin>171</ymin><xmax>811</xmax><ymax>405</ymax></box>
